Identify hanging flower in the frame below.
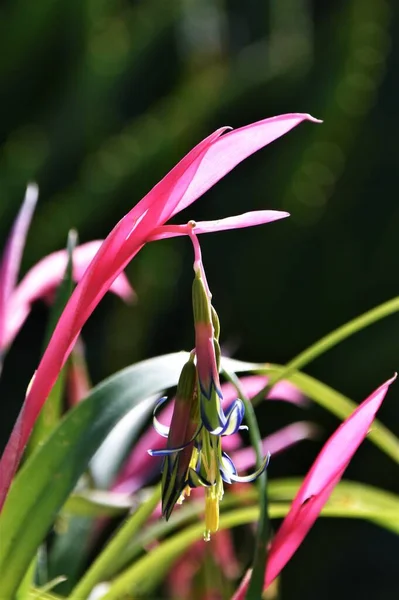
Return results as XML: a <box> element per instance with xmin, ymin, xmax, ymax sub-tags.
<box><xmin>150</xmin><ymin>230</ymin><xmax>270</xmax><ymax>539</ymax></box>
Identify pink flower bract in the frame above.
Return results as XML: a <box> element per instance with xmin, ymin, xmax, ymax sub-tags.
<box><xmin>0</xmin><ymin>113</ymin><xmax>318</xmax><ymax>510</ymax></box>
<box><xmin>2</xmin><ymin>241</ymin><xmax>134</xmax><ymax>351</ymax></box>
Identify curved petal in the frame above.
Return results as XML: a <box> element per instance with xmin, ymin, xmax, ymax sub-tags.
<box><xmin>220</xmin><ymin>452</ymin><xmax>237</xmax><ymax>484</ymax></box>
<box><xmin>226</xmin><ymin>452</ymin><xmax>270</xmax><ymax>483</ymax></box>
<box><xmin>3</xmin><ymin>241</ymin><xmax>134</xmax><ymax>350</ymax></box>
<box><xmin>219</xmin><ymin>399</ymin><xmax>246</xmax><ymax>436</ymax></box>
<box><xmin>149</xmin><ymin>210</ymin><xmax>289</xmax><ymax>241</ymax></box>
<box><xmin>152</xmin><ymin>397</ymin><xmax>170</xmax><ymax>438</ymax></box>
<box><xmin>231</xmin><ymin>422</ymin><xmax>319</xmax><ymax>471</ymax></box>
<box><xmin>170</xmin><ymin>114</ymin><xmax>321</xmax><ymax>217</ymax></box>
<box><xmin>148</xmin><ymin>424</ymin><xmax>202</xmax><ymax>457</ymax></box>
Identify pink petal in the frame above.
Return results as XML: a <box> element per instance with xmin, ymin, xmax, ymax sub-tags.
<box><xmin>0</xmin><ymin>184</ymin><xmax>38</xmax><ymax>349</ymax></box>
<box><xmin>170</xmin><ymin>114</ymin><xmax>321</xmax><ymax>217</ymax></box>
<box><xmin>231</xmin><ymin>422</ymin><xmax>319</xmax><ymax>472</ymax></box>
<box><xmin>220</xmin><ymin>375</ymin><xmax>306</xmax><ymax>407</ymax></box>
<box><xmin>232</xmin><ymin>375</ymin><xmax>396</xmax><ymax>600</ymax></box>
<box><xmin>2</xmin><ymin>241</ymin><xmax>134</xmax><ymax>350</ymax></box>
<box><xmin>149</xmin><ymin>210</ymin><xmax>289</xmax><ymax>241</ymax></box>
<box><xmin>0</xmin><ymin>115</ymin><xmax>317</xmax><ymax>509</ymax></box>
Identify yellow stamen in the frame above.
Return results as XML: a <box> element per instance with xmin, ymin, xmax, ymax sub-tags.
<box><xmin>177</xmin><ymin>484</ymin><xmax>191</xmax><ymax>505</ymax></box>
<box><xmin>204</xmin><ymin>491</ymin><xmax>220</xmax><ymax>541</ymax></box>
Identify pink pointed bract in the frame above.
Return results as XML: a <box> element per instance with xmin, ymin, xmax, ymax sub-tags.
<box><xmin>232</xmin><ymin>375</ymin><xmax>396</xmax><ymax>600</ymax></box>
<box><xmin>0</xmin><ymin>113</ymin><xmax>318</xmax><ymax>510</ymax></box>
<box><xmin>2</xmin><ymin>241</ymin><xmax>134</xmax><ymax>351</ymax></box>
<box><xmin>0</xmin><ymin>184</ymin><xmax>38</xmax><ymax>350</ymax></box>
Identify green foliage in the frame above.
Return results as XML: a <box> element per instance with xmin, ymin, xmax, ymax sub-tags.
<box><xmin>0</xmin><ymin>352</ymin><xmax>189</xmax><ymax>596</ymax></box>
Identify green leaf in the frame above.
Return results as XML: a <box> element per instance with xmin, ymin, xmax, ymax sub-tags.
<box><xmin>46</xmin><ymin>515</ymin><xmax>93</xmax><ymax>597</ymax></box>
<box><xmin>0</xmin><ymin>351</ymin><xmax>192</xmax><ymax>598</ymax></box>
<box><xmin>93</xmin><ymin>479</ymin><xmax>399</xmax><ymax>590</ymax></box>
<box><xmin>69</xmin><ymin>486</ymin><xmax>161</xmax><ymax>600</ymax></box>
<box><xmin>100</xmin><ymin>480</ymin><xmax>399</xmax><ymax>599</ymax></box>
<box><xmin>27</xmin><ymin>230</ymin><xmax>77</xmax><ymax>457</ymax></box>
<box><xmin>63</xmin><ymin>490</ymin><xmax>135</xmax><ymax>518</ymax></box>
<box><xmin>268</xmin><ymin>478</ymin><xmax>399</xmax><ymax>534</ymax></box>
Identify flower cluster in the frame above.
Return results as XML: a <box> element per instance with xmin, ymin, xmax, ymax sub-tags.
<box><xmin>150</xmin><ymin>231</ymin><xmax>269</xmax><ymax>539</ymax></box>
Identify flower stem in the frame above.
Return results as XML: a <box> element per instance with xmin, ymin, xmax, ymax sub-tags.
<box><xmin>222</xmin><ymin>368</ymin><xmax>269</xmax><ymax>600</ymax></box>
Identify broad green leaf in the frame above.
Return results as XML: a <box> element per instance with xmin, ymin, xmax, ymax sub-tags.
<box><xmin>46</xmin><ymin>515</ymin><xmax>93</xmax><ymax>597</ymax></box>
<box><xmin>16</xmin><ymin>558</ymin><xmax>36</xmax><ymax>600</ymax></box>
<box><xmin>90</xmin><ymin>393</ymin><xmax>160</xmax><ymax>490</ymax></box>
<box><xmin>0</xmin><ymin>351</ymin><xmax>191</xmax><ymax>597</ymax></box>
<box><xmin>63</xmin><ymin>490</ymin><xmax>136</xmax><ymax>518</ymax></box>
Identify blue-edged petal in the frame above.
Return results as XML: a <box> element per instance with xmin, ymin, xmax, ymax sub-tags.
<box><xmin>199</xmin><ymin>377</ymin><xmax>223</xmax><ymax>401</ymax></box>
<box><xmin>148</xmin><ymin>423</ymin><xmax>202</xmax><ymax>456</ymax></box>
<box><xmin>220</xmin><ymin>452</ymin><xmax>237</xmax><ymax>483</ymax></box>
<box><xmin>218</xmin><ymin>399</ymin><xmax>245</xmax><ymax>436</ymax></box>
<box><xmin>227</xmin><ymin>452</ymin><xmax>271</xmax><ymax>483</ymax></box>
<box><xmin>152</xmin><ymin>396</ymin><xmax>170</xmax><ymax>438</ymax></box>
<box><xmin>199</xmin><ymin>393</ymin><xmax>227</xmax><ymax>434</ymax></box>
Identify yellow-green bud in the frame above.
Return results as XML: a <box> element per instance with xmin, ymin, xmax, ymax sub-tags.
<box><xmin>213</xmin><ymin>338</ymin><xmax>221</xmax><ymax>370</ymax></box>
<box><xmin>211</xmin><ymin>305</ymin><xmax>220</xmax><ymax>340</ymax></box>
<box><xmin>192</xmin><ymin>274</ymin><xmax>212</xmax><ymax>325</ymax></box>
<box><xmin>176</xmin><ymin>359</ymin><xmax>197</xmax><ymax>403</ymax></box>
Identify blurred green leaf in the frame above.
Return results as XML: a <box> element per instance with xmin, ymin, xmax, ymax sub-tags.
<box><xmin>100</xmin><ymin>481</ymin><xmax>399</xmax><ymax>599</ymax></box>
<box><xmin>220</xmin><ymin>357</ymin><xmax>399</xmax><ymax>464</ymax></box>
<box><xmin>0</xmin><ymin>351</ymin><xmax>191</xmax><ymax>597</ymax></box>
<box><xmin>63</xmin><ymin>489</ymin><xmax>135</xmax><ymax>518</ymax></box>
<box><xmin>69</xmin><ymin>486</ymin><xmax>161</xmax><ymax>600</ymax></box>
<box><xmin>264</xmin><ymin>364</ymin><xmax>399</xmax><ymax>464</ymax></box>
<box><xmin>46</xmin><ymin>515</ymin><xmax>93</xmax><ymax>597</ymax></box>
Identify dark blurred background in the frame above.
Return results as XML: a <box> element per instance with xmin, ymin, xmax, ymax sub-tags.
<box><xmin>0</xmin><ymin>0</ymin><xmax>398</xmax><ymax>598</ymax></box>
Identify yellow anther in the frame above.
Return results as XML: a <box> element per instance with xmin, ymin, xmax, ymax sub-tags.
<box><xmin>177</xmin><ymin>485</ymin><xmax>191</xmax><ymax>505</ymax></box>
<box><xmin>204</xmin><ymin>492</ymin><xmax>220</xmax><ymax>540</ymax></box>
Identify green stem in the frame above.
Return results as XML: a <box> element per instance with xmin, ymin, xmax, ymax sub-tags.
<box><xmin>251</xmin><ymin>295</ymin><xmax>399</xmax><ymax>407</ymax></box>
<box><xmin>222</xmin><ymin>368</ymin><xmax>269</xmax><ymax>600</ymax></box>
<box><xmin>69</xmin><ymin>485</ymin><xmax>161</xmax><ymax>600</ymax></box>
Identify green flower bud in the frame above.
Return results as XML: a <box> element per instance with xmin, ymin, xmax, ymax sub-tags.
<box><xmin>192</xmin><ymin>273</ymin><xmax>212</xmax><ymax>325</ymax></box>
<box><xmin>211</xmin><ymin>305</ymin><xmax>220</xmax><ymax>340</ymax></box>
